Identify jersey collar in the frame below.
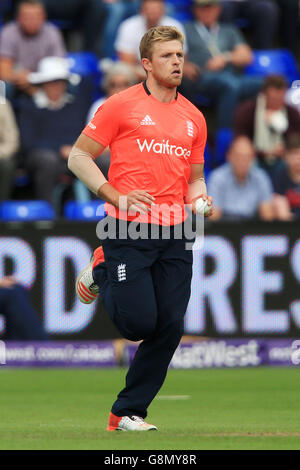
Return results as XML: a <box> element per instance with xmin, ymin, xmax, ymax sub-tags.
<box><xmin>143</xmin><ymin>81</ymin><xmax>178</xmax><ymax>100</ymax></box>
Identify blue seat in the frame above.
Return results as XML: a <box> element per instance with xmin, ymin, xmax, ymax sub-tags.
<box><xmin>214</xmin><ymin>128</ymin><xmax>234</xmax><ymax>166</ymax></box>
<box><xmin>0</xmin><ymin>200</ymin><xmax>55</xmax><ymax>221</ymax></box>
<box><xmin>245</xmin><ymin>49</ymin><xmax>300</xmax><ymax>85</ymax></box>
<box><xmin>166</xmin><ymin>0</ymin><xmax>192</xmax><ymax>22</ymax></box>
<box><xmin>64</xmin><ymin>200</ymin><xmax>106</xmax><ymax>221</ymax></box>
<box><xmin>67</xmin><ymin>51</ymin><xmax>101</xmax><ymax>78</ymax></box>
<box><xmin>67</xmin><ymin>51</ymin><xmax>103</xmax><ymax>100</ymax></box>
<box><xmin>204</xmin><ymin>143</ymin><xmax>214</xmax><ymax>178</ymax></box>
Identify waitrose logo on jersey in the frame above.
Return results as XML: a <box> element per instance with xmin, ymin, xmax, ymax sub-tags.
<box><xmin>137</xmin><ymin>138</ymin><xmax>191</xmax><ymax>159</ymax></box>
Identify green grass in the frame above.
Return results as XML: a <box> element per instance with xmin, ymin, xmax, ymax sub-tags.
<box><xmin>0</xmin><ymin>367</ymin><xmax>300</xmax><ymax>450</ymax></box>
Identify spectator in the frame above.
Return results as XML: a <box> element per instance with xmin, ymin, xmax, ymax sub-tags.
<box><xmin>0</xmin><ymin>276</ymin><xmax>47</xmax><ymax>340</ymax></box>
<box><xmin>273</xmin><ymin>135</ymin><xmax>300</xmax><ymax>221</ymax></box>
<box><xmin>42</xmin><ymin>0</ymin><xmax>106</xmax><ymax>56</ymax></box>
<box><xmin>0</xmin><ymin>0</ymin><xmax>66</xmax><ymax>98</ymax></box>
<box><xmin>114</xmin><ymin>0</ymin><xmax>187</xmax><ymax>80</ymax></box>
<box><xmin>235</xmin><ymin>75</ymin><xmax>300</xmax><ymax>180</ymax></box>
<box><xmin>181</xmin><ymin>0</ymin><xmax>262</xmax><ymax>129</ymax></box>
<box><xmin>87</xmin><ymin>61</ymin><xmax>137</xmax><ymax>121</ymax></box>
<box><xmin>207</xmin><ymin>136</ymin><xmax>274</xmax><ymax>220</ymax></box>
<box><xmin>0</xmin><ymin>101</ymin><xmax>20</xmax><ymax>201</ymax></box>
<box><xmin>220</xmin><ymin>0</ymin><xmax>279</xmax><ymax>49</ymax></box>
<box><xmin>86</xmin><ymin>61</ymin><xmax>137</xmax><ymax>180</ymax></box>
<box><xmin>102</xmin><ymin>0</ymin><xmax>140</xmax><ymax>59</ymax></box>
<box><xmin>19</xmin><ymin>56</ymin><xmax>92</xmax><ymax>205</ymax></box>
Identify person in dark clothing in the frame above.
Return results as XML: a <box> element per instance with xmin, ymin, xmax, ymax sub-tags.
<box><xmin>0</xmin><ymin>276</ymin><xmax>47</xmax><ymax>340</ymax></box>
<box><xmin>180</xmin><ymin>0</ymin><xmax>262</xmax><ymax>128</ymax></box>
<box><xmin>19</xmin><ymin>56</ymin><xmax>92</xmax><ymax>205</ymax></box>
<box><xmin>41</xmin><ymin>0</ymin><xmax>106</xmax><ymax>55</ymax></box>
<box><xmin>220</xmin><ymin>0</ymin><xmax>279</xmax><ymax>49</ymax></box>
<box><xmin>273</xmin><ymin>134</ymin><xmax>300</xmax><ymax>221</ymax></box>
<box><xmin>234</xmin><ymin>75</ymin><xmax>300</xmax><ymax>180</ymax></box>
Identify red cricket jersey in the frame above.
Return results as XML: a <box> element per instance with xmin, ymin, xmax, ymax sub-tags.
<box><xmin>83</xmin><ymin>82</ymin><xmax>207</xmax><ymax>225</ymax></box>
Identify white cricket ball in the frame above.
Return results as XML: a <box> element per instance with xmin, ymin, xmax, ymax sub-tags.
<box><xmin>195</xmin><ymin>197</ymin><xmax>210</xmax><ymax>215</ymax></box>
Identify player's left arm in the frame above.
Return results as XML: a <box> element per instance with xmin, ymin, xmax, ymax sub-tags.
<box><xmin>186</xmin><ymin>163</ymin><xmax>213</xmax><ymax>217</ymax></box>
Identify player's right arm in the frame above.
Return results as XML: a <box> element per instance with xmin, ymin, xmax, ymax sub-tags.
<box><xmin>68</xmin><ymin>134</ymin><xmax>155</xmax><ymax>214</ymax></box>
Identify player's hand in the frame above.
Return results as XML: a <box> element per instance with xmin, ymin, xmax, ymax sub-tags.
<box><xmin>192</xmin><ymin>194</ymin><xmax>213</xmax><ymax>218</ymax></box>
<box><xmin>119</xmin><ymin>190</ymin><xmax>155</xmax><ymax>214</ymax></box>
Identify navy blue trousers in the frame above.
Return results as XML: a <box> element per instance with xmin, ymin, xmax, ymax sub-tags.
<box><xmin>0</xmin><ymin>285</ymin><xmax>47</xmax><ymax>340</ymax></box>
<box><xmin>93</xmin><ymin>218</ymin><xmax>194</xmax><ymax>418</ymax></box>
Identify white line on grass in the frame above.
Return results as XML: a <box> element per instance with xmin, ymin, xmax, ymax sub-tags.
<box><xmin>155</xmin><ymin>395</ymin><xmax>191</xmax><ymax>400</ymax></box>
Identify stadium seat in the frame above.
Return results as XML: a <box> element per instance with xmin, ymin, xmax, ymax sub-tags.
<box><xmin>67</xmin><ymin>51</ymin><xmax>101</xmax><ymax>78</ymax></box>
<box><xmin>245</xmin><ymin>49</ymin><xmax>300</xmax><ymax>85</ymax></box>
<box><xmin>64</xmin><ymin>200</ymin><xmax>106</xmax><ymax>221</ymax></box>
<box><xmin>204</xmin><ymin>143</ymin><xmax>214</xmax><ymax>178</ymax></box>
<box><xmin>67</xmin><ymin>51</ymin><xmax>103</xmax><ymax>99</ymax></box>
<box><xmin>214</xmin><ymin>128</ymin><xmax>234</xmax><ymax>166</ymax></box>
<box><xmin>0</xmin><ymin>200</ymin><xmax>55</xmax><ymax>221</ymax></box>
<box><xmin>166</xmin><ymin>0</ymin><xmax>192</xmax><ymax>22</ymax></box>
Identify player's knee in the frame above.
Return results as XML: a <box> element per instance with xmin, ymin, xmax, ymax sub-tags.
<box><xmin>120</xmin><ymin>318</ymin><xmax>156</xmax><ymax>342</ymax></box>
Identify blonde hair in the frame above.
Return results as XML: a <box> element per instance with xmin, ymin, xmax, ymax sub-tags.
<box><xmin>139</xmin><ymin>26</ymin><xmax>184</xmax><ymax>60</ymax></box>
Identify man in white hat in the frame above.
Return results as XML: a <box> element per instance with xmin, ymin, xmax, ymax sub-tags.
<box><xmin>19</xmin><ymin>56</ymin><xmax>91</xmax><ymax>207</ymax></box>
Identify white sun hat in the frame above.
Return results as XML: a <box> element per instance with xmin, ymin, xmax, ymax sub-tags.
<box><xmin>29</xmin><ymin>56</ymin><xmax>79</xmax><ymax>85</ymax></box>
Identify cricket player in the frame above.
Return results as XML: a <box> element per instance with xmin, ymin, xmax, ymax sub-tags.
<box><xmin>68</xmin><ymin>26</ymin><xmax>212</xmax><ymax>431</ymax></box>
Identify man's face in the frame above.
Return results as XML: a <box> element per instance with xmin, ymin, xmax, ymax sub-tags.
<box><xmin>107</xmin><ymin>74</ymin><xmax>132</xmax><ymax>96</ymax></box>
<box><xmin>193</xmin><ymin>5</ymin><xmax>221</xmax><ymax>26</ymax></box>
<box><xmin>17</xmin><ymin>4</ymin><xmax>46</xmax><ymax>35</ymax></box>
<box><xmin>143</xmin><ymin>40</ymin><xmax>184</xmax><ymax>88</ymax></box>
<box><xmin>287</xmin><ymin>148</ymin><xmax>300</xmax><ymax>173</ymax></box>
<box><xmin>43</xmin><ymin>80</ymin><xmax>67</xmax><ymax>102</ymax></box>
<box><xmin>228</xmin><ymin>140</ymin><xmax>255</xmax><ymax>180</ymax></box>
<box><xmin>265</xmin><ymin>87</ymin><xmax>286</xmax><ymax>111</ymax></box>
<box><xmin>142</xmin><ymin>1</ymin><xmax>165</xmax><ymax>27</ymax></box>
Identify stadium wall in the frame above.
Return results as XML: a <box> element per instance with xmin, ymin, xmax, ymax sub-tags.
<box><xmin>0</xmin><ymin>220</ymin><xmax>300</xmax><ymax>340</ymax></box>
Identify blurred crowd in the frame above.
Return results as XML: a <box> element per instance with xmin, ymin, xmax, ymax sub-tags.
<box><xmin>1</xmin><ymin>0</ymin><xmax>300</xmax><ymax>221</ymax></box>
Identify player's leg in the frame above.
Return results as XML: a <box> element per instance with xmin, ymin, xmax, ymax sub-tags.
<box><xmin>95</xmin><ymin>234</ymin><xmax>164</xmax><ymax>431</ymax></box>
<box><xmin>110</xmin><ymin>228</ymin><xmax>194</xmax><ymax>420</ymax></box>
<box><xmin>95</xmin><ymin>235</ymin><xmax>159</xmax><ymax>342</ymax></box>
<box><xmin>77</xmin><ymin>217</ymin><xmax>160</xmax><ymax>340</ymax></box>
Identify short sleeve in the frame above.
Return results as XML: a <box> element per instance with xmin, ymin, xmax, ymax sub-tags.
<box><xmin>82</xmin><ymin>93</ymin><xmax>121</xmax><ymax>147</ymax></box>
<box><xmin>47</xmin><ymin>25</ymin><xmax>66</xmax><ymax>57</ymax></box>
<box><xmin>0</xmin><ymin>25</ymin><xmax>16</xmax><ymax>59</ymax></box>
<box><xmin>207</xmin><ymin>168</ymin><xmax>225</xmax><ymax>209</ymax></box>
<box><xmin>115</xmin><ymin>20</ymin><xmax>138</xmax><ymax>55</ymax></box>
<box><xmin>189</xmin><ymin>114</ymin><xmax>207</xmax><ymax>164</ymax></box>
<box><xmin>256</xmin><ymin>169</ymin><xmax>273</xmax><ymax>202</ymax></box>
<box><xmin>224</xmin><ymin>25</ymin><xmax>246</xmax><ymax>51</ymax></box>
